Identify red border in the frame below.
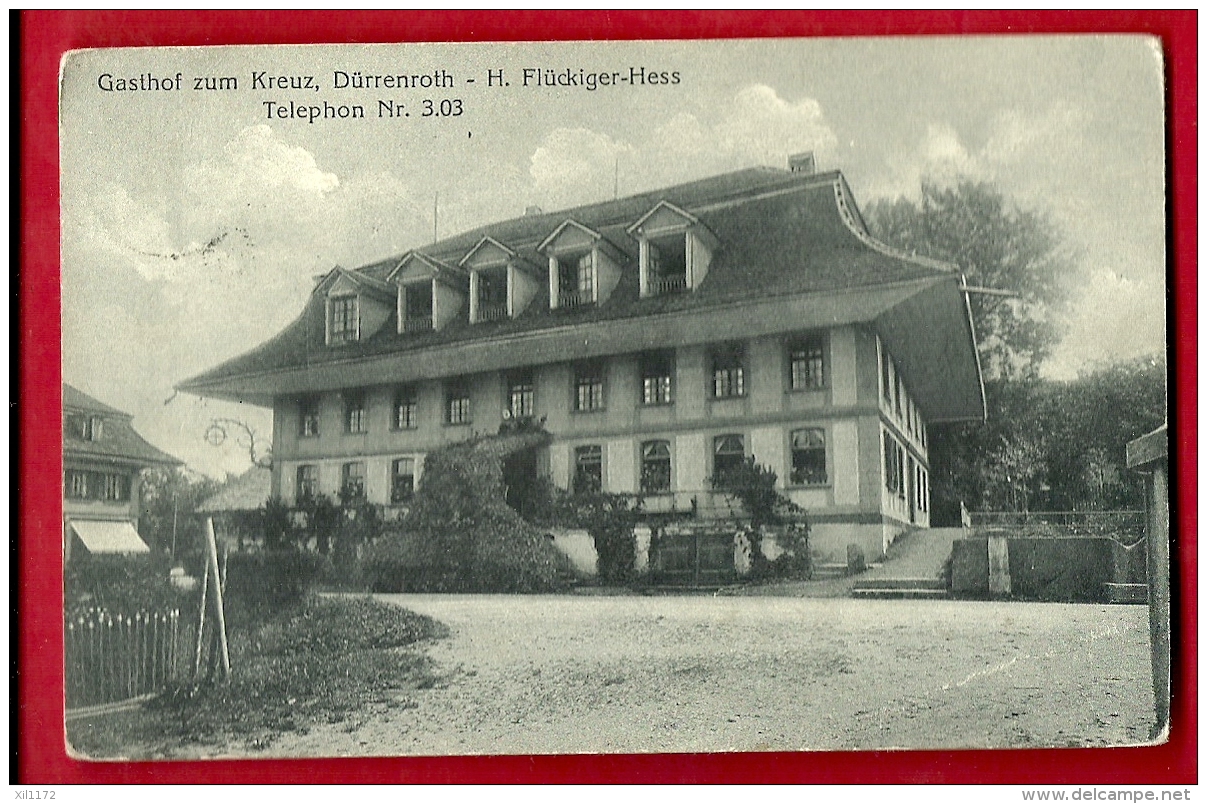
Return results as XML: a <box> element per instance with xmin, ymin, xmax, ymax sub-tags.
<box><xmin>18</xmin><ymin>10</ymin><xmax>1197</xmax><ymax>784</ymax></box>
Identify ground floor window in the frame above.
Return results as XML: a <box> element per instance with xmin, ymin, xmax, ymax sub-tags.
<box><xmin>790</xmin><ymin>428</ymin><xmax>827</xmax><ymax>486</ymax></box>
<box><xmin>883</xmin><ymin>431</ymin><xmax>907</xmax><ymax>499</ymax></box>
<box><xmin>341</xmin><ymin>461</ymin><xmax>366</xmax><ymax>502</ymax></box>
<box><xmin>296</xmin><ymin>465</ymin><xmax>319</xmax><ymax>504</ymax></box>
<box><xmin>391</xmin><ymin>458</ymin><xmax>416</xmax><ymax>503</ymax></box>
<box><xmin>713</xmin><ymin>434</ymin><xmax>746</xmax><ymax>483</ymax></box>
<box><xmin>573</xmin><ymin>445</ymin><xmax>603</xmax><ymax>494</ymax></box>
<box><xmin>640</xmin><ymin>440</ymin><xmax>672</xmax><ymax>493</ymax></box>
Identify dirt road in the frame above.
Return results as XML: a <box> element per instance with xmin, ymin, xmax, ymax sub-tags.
<box><xmin>257</xmin><ymin>594</ymin><xmax>1155</xmax><ymax>757</ymax></box>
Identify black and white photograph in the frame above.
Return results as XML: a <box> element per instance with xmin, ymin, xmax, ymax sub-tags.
<box><xmin>58</xmin><ymin>36</ymin><xmax>1170</xmax><ymax>760</ymax></box>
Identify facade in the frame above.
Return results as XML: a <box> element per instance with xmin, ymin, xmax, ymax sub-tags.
<box><xmin>179</xmin><ymin>159</ymin><xmax>984</xmax><ymax>562</ymax></box>
<box><xmin>62</xmin><ymin>384</ymin><xmax>182</xmax><ymax>559</ymax></box>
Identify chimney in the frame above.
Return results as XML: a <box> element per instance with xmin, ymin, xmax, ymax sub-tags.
<box><xmin>525</xmin><ymin>205</ymin><xmax>543</xmax><ymax>216</ymax></box>
<box><xmin>789</xmin><ymin>152</ymin><xmax>816</xmax><ymax>174</ymax></box>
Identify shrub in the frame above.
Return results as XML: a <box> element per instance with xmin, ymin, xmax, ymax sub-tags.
<box><xmin>65</xmin><ymin>552</ymin><xmax>188</xmax><ymax>617</ymax></box>
<box><xmin>224</xmin><ymin>550</ymin><xmax>331</xmax><ymax>606</ymax></box>
<box><xmin>522</xmin><ymin>478</ymin><xmax>643</xmax><ymax>584</ymax></box>
<box><xmin>364</xmin><ymin>433</ymin><xmax>571</xmax><ymax>593</ymax></box>
<box><xmin>711</xmin><ymin>458</ymin><xmax>811</xmax><ymax>580</ymax></box>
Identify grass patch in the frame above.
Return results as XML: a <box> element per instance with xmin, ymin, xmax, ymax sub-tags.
<box><xmin>66</xmin><ymin>595</ymin><xmax>448</xmax><ymax>757</ymax></box>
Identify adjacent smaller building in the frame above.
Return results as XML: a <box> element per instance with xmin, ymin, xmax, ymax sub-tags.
<box><xmin>62</xmin><ymin>384</ymin><xmax>181</xmax><ymax>560</ymax></box>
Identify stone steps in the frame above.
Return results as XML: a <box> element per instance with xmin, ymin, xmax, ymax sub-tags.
<box><xmin>851</xmin><ymin>587</ymin><xmax>949</xmax><ymax>600</ymax></box>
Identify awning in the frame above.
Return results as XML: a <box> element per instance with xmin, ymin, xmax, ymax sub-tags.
<box><xmin>69</xmin><ymin>520</ymin><xmax>150</xmax><ymax>554</ymax></box>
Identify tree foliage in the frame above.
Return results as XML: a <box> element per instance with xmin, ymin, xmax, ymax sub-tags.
<box><xmin>866</xmin><ymin>180</ymin><xmax>1079</xmax><ymax>381</ymax></box>
<box><xmin>138</xmin><ymin>467</ymin><xmax>222</xmax><ymax>563</ymax></box>
<box><xmin>932</xmin><ymin>355</ymin><xmax>1166</xmax><ymax>514</ymax></box>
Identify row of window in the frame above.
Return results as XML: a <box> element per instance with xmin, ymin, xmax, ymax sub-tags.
<box><xmin>65</xmin><ymin>469</ymin><xmax>130</xmax><ymax>502</ymax></box>
<box><xmin>296</xmin><ymin>457</ymin><xmax>419</xmax><ymax>506</ymax></box>
<box><xmin>883</xmin><ymin>430</ymin><xmax>929</xmax><ymax>514</ymax></box>
<box><xmin>297</xmin><ymin>428</ymin><xmax>829</xmax><ymax>506</ymax></box>
<box><xmin>572</xmin><ymin>429</ymin><xmax>828</xmax><ymax>495</ymax></box>
<box><xmin>299</xmin><ymin>338</ymin><xmax>827</xmax><ymax>437</ymax></box>
<box><xmin>879</xmin><ymin>343</ymin><xmax>926</xmax><ymax>447</ymax></box>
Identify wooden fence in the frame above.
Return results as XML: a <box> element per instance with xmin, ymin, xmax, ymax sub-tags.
<box><xmin>65</xmin><ymin>607</ymin><xmax>193</xmax><ymax>710</ymax></box>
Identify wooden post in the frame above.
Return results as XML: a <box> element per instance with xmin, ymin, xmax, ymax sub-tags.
<box><xmin>193</xmin><ymin>555</ymin><xmax>210</xmax><ymax>681</ymax></box>
<box><xmin>1127</xmin><ymin>424</ymin><xmax>1170</xmax><ymax>739</ymax></box>
<box><xmin>987</xmin><ymin>533</ymin><xmax>1011</xmax><ymax>596</ymax></box>
<box><xmin>204</xmin><ymin>517</ymin><xmax>232</xmax><ymax>682</ymax></box>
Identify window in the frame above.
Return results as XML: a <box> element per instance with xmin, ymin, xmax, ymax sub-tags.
<box><xmin>65</xmin><ymin>470</ymin><xmax>128</xmax><ymax>502</ymax></box>
<box><xmin>65</xmin><ymin>470</ymin><xmax>88</xmax><ymax>499</ymax></box>
<box><xmin>790</xmin><ymin>429</ymin><xmax>827</xmax><ymax>486</ymax></box>
<box><xmin>299</xmin><ymin>396</ymin><xmax>321</xmax><ymax>437</ymax></box>
<box><xmin>296</xmin><ymin>465</ymin><xmax>319</xmax><ymax>504</ymax></box>
<box><xmin>329</xmin><ymin>295</ymin><xmax>359</xmax><ymax>344</ymax></box>
<box><xmin>713</xmin><ymin>434</ymin><xmax>746</xmax><ymax>483</ymax></box>
<box><xmin>67</xmin><ymin>415</ymin><xmax>104</xmax><ymax>441</ymax></box>
<box><xmin>557</xmin><ymin>252</ymin><xmax>595</xmax><ymax>307</ymax></box>
<box><xmin>507</xmin><ymin>371</ymin><xmax>534</xmax><ymax>418</ymax></box>
<box><xmin>881</xmin><ymin>346</ymin><xmax>892</xmax><ymax>403</ymax></box>
<box><xmin>574</xmin><ymin>363</ymin><xmax>605</xmax><ymax>412</ymax></box>
<box><xmin>573</xmin><ymin>445</ymin><xmax>603</xmax><ymax>494</ymax></box>
<box><xmin>102</xmin><ymin>473</ymin><xmax>129</xmax><ymax>502</ymax></box>
<box><xmin>344</xmin><ymin>391</ymin><xmax>367</xmax><ymax>433</ymax></box>
<box><xmin>446</xmin><ymin>382</ymin><xmax>471</xmax><ymax>424</ymax></box>
<box><xmin>894</xmin><ymin>366</ymin><xmax>903</xmax><ymax>417</ymax></box>
<box><xmin>403</xmin><ymin>283</ymin><xmax>434</xmax><ymax>332</ymax></box>
<box><xmin>884</xmin><ymin>431</ymin><xmax>899</xmax><ymax>493</ymax></box>
<box><xmin>393</xmin><ymin>388</ymin><xmax>417</xmax><ymax>430</ymax></box>
<box><xmin>640</xmin><ymin>352</ymin><xmax>673</xmax><ymax>406</ymax></box>
<box><xmin>477</xmin><ymin>270</ymin><xmax>508</xmax><ymax>321</ymax></box>
<box><xmin>711</xmin><ymin>345</ymin><xmax>746</xmax><ymax>399</ymax></box>
<box><xmin>789</xmin><ymin>337</ymin><xmax>825</xmax><ymax>391</ymax></box>
<box><xmin>341</xmin><ymin>461</ymin><xmax>366</xmax><ymax>502</ymax></box>
<box><xmin>391</xmin><ymin>458</ymin><xmax>416</xmax><ymax>503</ymax></box>
<box><xmin>640</xmin><ymin>440</ymin><xmax>672</xmax><ymax>494</ymax></box>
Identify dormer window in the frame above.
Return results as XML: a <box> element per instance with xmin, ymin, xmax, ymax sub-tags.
<box><xmin>540</xmin><ymin>220</ymin><xmax>623</xmax><ymax>310</ymax></box>
<box><xmin>629</xmin><ymin>201</ymin><xmax>718</xmax><ymax>299</ymax></box>
<box><xmin>328</xmin><ymin>295</ymin><xmax>359</xmax><ymax>344</ymax></box>
<box><xmin>389</xmin><ymin>252</ymin><xmax>467</xmax><ymax>334</ymax></box>
<box><xmin>67</xmin><ymin>414</ymin><xmax>104</xmax><ymax>441</ymax></box>
<box><xmin>461</xmin><ymin>237</ymin><xmax>540</xmax><ymax>323</ymax></box>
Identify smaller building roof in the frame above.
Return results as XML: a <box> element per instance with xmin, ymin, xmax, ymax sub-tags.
<box><xmin>63</xmin><ymin>384</ymin><xmax>182</xmax><ymax>467</ymax></box>
<box><xmin>197</xmin><ymin>465</ymin><xmax>272</xmax><ymax>513</ymax></box>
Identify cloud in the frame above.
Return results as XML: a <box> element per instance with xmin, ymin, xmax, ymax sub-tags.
<box><xmin>519</xmin><ymin>84</ymin><xmax>838</xmax><ymax>212</ymax></box>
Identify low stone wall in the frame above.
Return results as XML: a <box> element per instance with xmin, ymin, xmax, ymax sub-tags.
<box><xmin>951</xmin><ymin>535</ymin><xmax>1147</xmax><ymax>602</ymax></box>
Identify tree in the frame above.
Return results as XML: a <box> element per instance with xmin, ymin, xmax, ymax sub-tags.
<box><xmin>866</xmin><ymin>179</ymin><xmax>1085</xmax><ymax>518</ymax></box>
<box><xmin>867</xmin><ymin>180</ymin><xmax>1080</xmax><ymax>381</ymax></box>
<box><xmin>137</xmin><ymin>467</ymin><xmax>222</xmax><ymax>564</ymax></box>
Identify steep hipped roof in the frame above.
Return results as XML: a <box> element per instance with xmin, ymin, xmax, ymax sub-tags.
<box><xmin>179</xmin><ymin>167</ymin><xmax>984</xmax><ymax>422</ymax></box>
<box><xmin>63</xmin><ymin>383</ymin><xmax>182</xmax><ymax>467</ymax></box>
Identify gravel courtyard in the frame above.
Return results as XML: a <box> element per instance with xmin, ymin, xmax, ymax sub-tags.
<box><xmin>257</xmin><ymin>594</ymin><xmax>1156</xmax><ymax>756</ymax></box>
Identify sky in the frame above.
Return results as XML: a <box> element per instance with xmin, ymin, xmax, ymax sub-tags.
<box><xmin>58</xmin><ymin>37</ymin><xmax>1168</xmax><ymax>478</ymax></box>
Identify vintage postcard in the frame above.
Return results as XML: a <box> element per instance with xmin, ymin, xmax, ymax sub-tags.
<box><xmin>57</xmin><ymin>36</ymin><xmax>1170</xmax><ymax>763</ymax></box>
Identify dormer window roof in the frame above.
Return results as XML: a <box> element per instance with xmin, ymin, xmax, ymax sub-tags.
<box><xmin>321</xmin><ymin>267</ymin><xmax>395</xmax><ymax>346</ymax></box>
<box><xmin>539</xmin><ymin>219</ymin><xmax>626</xmax><ymax>310</ymax></box>
<box><xmin>389</xmin><ymin>251</ymin><xmax>468</xmax><ymax>334</ymax></box>
<box><xmin>460</xmin><ymin>236</ymin><xmax>540</xmax><ymax>323</ymax></box>
<box><xmin>628</xmin><ymin>201</ymin><xmax>719</xmax><ymax>298</ymax></box>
